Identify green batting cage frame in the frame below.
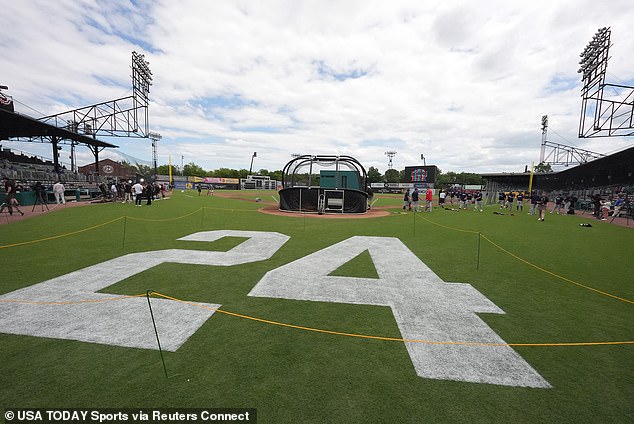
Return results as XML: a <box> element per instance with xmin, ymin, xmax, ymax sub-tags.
<box><xmin>279</xmin><ymin>155</ymin><xmax>370</xmax><ymax>214</ymax></box>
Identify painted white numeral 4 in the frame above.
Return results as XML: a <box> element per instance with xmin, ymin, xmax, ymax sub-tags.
<box><xmin>249</xmin><ymin>236</ymin><xmax>550</xmax><ymax>388</ymax></box>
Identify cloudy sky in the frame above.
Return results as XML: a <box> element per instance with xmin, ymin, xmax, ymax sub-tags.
<box><xmin>2</xmin><ymin>0</ymin><xmax>633</xmax><ymax>174</ymax></box>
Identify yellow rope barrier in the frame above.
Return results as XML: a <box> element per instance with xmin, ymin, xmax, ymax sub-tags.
<box><xmin>0</xmin><ymin>216</ymin><xmax>124</xmax><ymax>249</ymax></box>
<box><xmin>0</xmin><ymin>206</ymin><xmax>263</xmax><ymax>250</ymax></box>
<box><xmin>479</xmin><ymin>233</ymin><xmax>634</xmax><ymax>305</ymax></box>
<box><xmin>1</xmin><ymin>291</ymin><xmax>631</xmax><ymax>348</ymax></box>
<box><xmin>147</xmin><ymin>292</ymin><xmax>634</xmax><ymax>348</ymax></box>
<box><xmin>415</xmin><ymin>213</ymin><xmax>634</xmax><ymax>305</ymax></box>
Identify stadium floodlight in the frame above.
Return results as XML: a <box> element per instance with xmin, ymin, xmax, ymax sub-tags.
<box><xmin>132</xmin><ymin>51</ymin><xmax>152</xmax><ymax>108</ymax></box>
<box><xmin>577</xmin><ymin>27</ymin><xmax>610</xmax><ymax>91</ymax></box>
<box><xmin>148</xmin><ymin>132</ymin><xmax>162</xmax><ymax>175</ymax></box>
<box><xmin>385</xmin><ymin>151</ymin><xmax>397</xmax><ymax>169</ymax></box>
<box><xmin>578</xmin><ymin>27</ymin><xmax>634</xmax><ymax>138</ymax></box>
<box><xmin>539</xmin><ymin>115</ymin><xmax>549</xmax><ymax>163</ymax></box>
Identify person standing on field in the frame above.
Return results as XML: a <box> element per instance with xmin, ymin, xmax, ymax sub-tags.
<box><xmin>403</xmin><ymin>188</ymin><xmax>411</xmax><ymax>211</ymax></box>
<box><xmin>537</xmin><ymin>191</ymin><xmax>549</xmax><ymax>221</ymax></box>
<box><xmin>474</xmin><ymin>191</ymin><xmax>483</xmax><ymax>212</ymax></box>
<box><xmin>1</xmin><ymin>176</ymin><xmax>24</xmax><ymax>216</ymax></box>
<box><xmin>551</xmin><ymin>194</ymin><xmax>564</xmax><ymax>214</ymax></box>
<box><xmin>110</xmin><ymin>182</ymin><xmax>118</xmax><ymax>202</ymax></box>
<box><xmin>132</xmin><ymin>181</ymin><xmax>144</xmax><ymax>206</ymax></box>
<box><xmin>530</xmin><ymin>191</ymin><xmax>539</xmax><ymax>215</ymax></box>
<box><xmin>516</xmin><ymin>192</ymin><xmax>524</xmax><ymax>211</ymax></box>
<box><xmin>411</xmin><ymin>188</ymin><xmax>420</xmax><ymax>212</ymax></box>
<box><xmin>425</xmin><ymin>187</ymin><xmax>433</xmax><ymax>212</ymax></box>
<box><xmin>123</xmin><ymin>181</ymin><xmax>132</xmax><ymax>203</ymax></box>
<box><xmin>53</xmin><ymin>180</ymin><xmax>66</xmax><ymax>205</ymax></box>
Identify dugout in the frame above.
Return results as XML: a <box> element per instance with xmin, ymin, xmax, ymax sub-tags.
<box><xmin>279</xmin><ymin>155</ymin><xmax>370</xmax><ymax>214</ymax></box>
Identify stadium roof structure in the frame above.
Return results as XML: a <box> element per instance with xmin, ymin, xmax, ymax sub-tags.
<box><xmin>482</xmin><ymin>146</ymin><xmax>634</xmax><ymax>190</ymax></box>
<box><xmin>0</xmin><ymin>108</ymin><xmax>117</xmax><ymax>149</ymax></box>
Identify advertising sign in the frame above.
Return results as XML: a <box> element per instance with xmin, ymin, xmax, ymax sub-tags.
<box><xmin>403</xmin><ymin>166</ymin><xmax>438</xmax><ymax>185</ymax></box>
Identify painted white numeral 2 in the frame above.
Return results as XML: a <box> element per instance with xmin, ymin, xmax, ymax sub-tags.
<box><xmin>249</xmin><ymin>236</ymin><xmax>550</xmax><ymax>388</ymax></box>
<box><xmin>0</xmin><ymin>231</ymin><xmax>289</xmax><ymax>351</ymax></box>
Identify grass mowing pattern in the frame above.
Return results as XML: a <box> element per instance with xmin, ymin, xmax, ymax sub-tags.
<box><xmin>0</xmin><ymin>191</ymin><xmax>633</xmax><ymax>423</ymax></box>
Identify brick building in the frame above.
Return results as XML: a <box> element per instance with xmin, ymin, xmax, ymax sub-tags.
<box><xmin>78</xmin><ymin>159</ymin><xmax>137</xmax><ymax>180</ymax></box>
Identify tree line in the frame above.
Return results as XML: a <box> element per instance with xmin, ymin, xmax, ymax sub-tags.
<box><xmin>147</xmin><ymin>162</ymin><xmax>484</xmax><ymax>186</ymax></box>
<box><xmin>153</xmin><ymin>163</ymin><xmax>284</xmax><ymax>181</ymax></box>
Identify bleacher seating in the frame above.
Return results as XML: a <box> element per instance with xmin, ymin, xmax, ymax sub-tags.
<box><xmin>1</xmin><ymin>148</ymin><xmax>108</xmax><ymax>200</ymax></box>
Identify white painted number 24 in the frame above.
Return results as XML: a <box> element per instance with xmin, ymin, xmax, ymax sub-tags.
<box><xmin>0</xmin><ymin>231</ymin><xmax>549</xmax><ymax>388</ymax></box>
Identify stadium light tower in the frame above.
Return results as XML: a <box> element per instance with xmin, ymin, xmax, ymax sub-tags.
<box><xmin>539</xmin><ymin>115</ymin><xmax>548</xmax><ymax>163</ymax></box>
<box><xmin>385</xmin><ymin>151</ymin><xmax>397</xmax><ymax>169</ymax></box>
<box><xmin>578</xmin><ymin>27</ymin><xmax>634</xmax><ymax>137</ymax></box>
<box><xmin>148</xmin><ymin>131</ymin><xmax>162</xmax><ymax>176</ymax></box>
<box><xmin>249</xmin><ymin>152</ymin><xmax>257</xmax><ymax>175</ymax></box>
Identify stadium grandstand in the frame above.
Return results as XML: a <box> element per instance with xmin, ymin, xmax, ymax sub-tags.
<box><xmin>482</xmin><ymin>146</ymin><xmax>634</xmax><ymax>213</ymax></box>
<box><xmin>0</xmin><ymin>107</ymin><xmax>121</xmax><ymax>205</ymax></box>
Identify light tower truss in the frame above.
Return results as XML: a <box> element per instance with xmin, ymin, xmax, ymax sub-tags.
<box><xmin>540</xmin><ymin>140</ymin><xmax>605</xmax><ymax>166</ymax></box>
<box><xmin>578</xmin><ymin>27</ymin><xmax>634</xmax><ymax>138</ymax></box>
<box><xmin>4</xmin><ymin>52</ymin><xmax>152</xmax><ymax>175</ymax></box>
<box><xmin>37</xmin><ymin>51</ymin><xmax>152</xmax><ymax>142</ymax></box>
<box><xmin>539</xmin><ymin>114</ymin><xmax>604</xmax><ymax>166</ymax></box>
<box><xmin>385</xmin><ymin>151</ymin><xmax>397</xmax><ymax>169</ymax></box>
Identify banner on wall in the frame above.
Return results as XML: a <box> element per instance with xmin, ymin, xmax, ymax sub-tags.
<box><xmin>204</xmin><ymin>177</ymin><xmax>240</xmax><ymax>184</ymax></box>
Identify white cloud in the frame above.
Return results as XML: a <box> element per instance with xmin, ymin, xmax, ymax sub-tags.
<box><xmin>2</xmin><ymin>0</ymin><xmax>633</xmax><ymax>175</ymax></box>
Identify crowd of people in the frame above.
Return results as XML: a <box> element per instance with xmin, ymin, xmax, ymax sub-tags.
<box><xmin>591</xmin><ymin>192</ymin><xmax>629</xmax><ymax>221</ymax></box>
<box><xmin>402</xmin><ymin>188</ymin><xmax>485</xmax><ymax>212</ymax></box>
<box><xmin>98</xmin><ymin>180</ymin><xmax>170</xmax><ymax>206</ymax></box>
<box><xmin>0</xmin><ymin>175</ymin><xmax>173</xmax><ymax>217</ymax></box>
<box><xmin>444</xmin><ymin>189</ymin><xmax>485</xmax><ymax>211</ymax></box>
<box><xmin>398</xmin><ymin>186</ymin><xmax>631</xmax><ymax>223</ymax></box>
<box><xmin>402</xmin><ymin>187</ymin><xmax>435</xmax><ymax>212</ymax></box>
<box><xmin>492</xmin><ymin>190</ymin><xmax>581</xmax><ymax>221</ymax></box>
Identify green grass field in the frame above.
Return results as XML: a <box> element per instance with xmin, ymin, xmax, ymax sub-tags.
<box><xmin>1</xmin><ymin>191</ymin><xmax>632</xmax><ymax>423</ymax></box>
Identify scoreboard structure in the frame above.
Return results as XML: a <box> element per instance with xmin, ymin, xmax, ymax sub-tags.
<box><xmin>403</xmin><ymin>165</ymin><xmax>439</xmax><ymax>188</ymax></box>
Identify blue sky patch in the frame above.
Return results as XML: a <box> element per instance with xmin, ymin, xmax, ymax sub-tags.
<box><xmin>361</xmin><ymin>138</ymin><xmax>406</xmax><ymax>148</ymax></box>
<box><xmin>231</xmin><ymin>125</ymin><xmax>282</xmax><ymax>133</ymax></box>
<box><xmin>545</xmin><ymin>75</ymin><xmax>579</xmax><ymax>93</ymax></box>
<box><xmin>203</xmin><ymin>95</ymin><xmax>258</xmax><ymax>110</ymax></box>
<box><xmin>314</xmin><ymin>60</ymin><xmax>371</xmax><ymax>81</ymax></box>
